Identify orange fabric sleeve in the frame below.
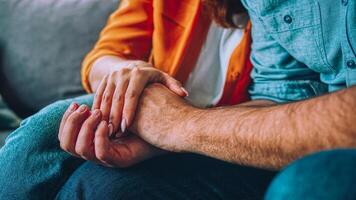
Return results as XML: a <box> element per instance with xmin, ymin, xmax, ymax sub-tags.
<box><xmin>81</xmin><ymin>0</ymin><xmax>154</xmax><ymax>93</ymax></box>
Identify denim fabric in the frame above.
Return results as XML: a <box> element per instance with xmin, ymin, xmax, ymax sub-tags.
<box><xmin>57</xmin><ymin>154</ymin><xmax>276</xmax><ymax>200</ymax></box>
<box><xmin>241</xmin><ymin>0</ymin><xmax>356</xmax><ymax>102</ymax></box>
<box><xmin>0</xmin><ymin>94</ymin><xmax>276</xmax><ymax>199</ymax></box>
<box><xmin>265</xmin><ymin>149</ymin><xmax>356</xmax><ymax>200</ymax></box>
<box><xmin>0</xmin><ymin>95</ymin><xmax>94</xmax><ymax>199</ymax></box>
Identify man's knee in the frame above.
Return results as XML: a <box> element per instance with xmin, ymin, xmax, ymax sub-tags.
<box><xmin>57</xmin><ymin>162</ymin><xmax>155</xmax><ymax>200</ymax></box>
<box><xmin>265</xmin><ymin>149</ymin><xmax>356</xmax><ymax>200</ymax></box>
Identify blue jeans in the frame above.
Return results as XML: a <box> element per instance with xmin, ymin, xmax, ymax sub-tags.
<box><xmin>0</xmin><ymin>95</ymin><xmax>274</xmax><ymax>199</ymax></box>
<box><xmin>0</xmin><ymin>95</ymin><xmax>355</xmax><ymax>199</ymax></box>
<box><xmin>56</xmin><ymin>149</ymin><xmax>356</xmax><ymax>200</ymax></box>
<box><xmin>0</xmin><ymin>95</ymin><xmax>94</xmax><ymax>199</ymax></box>
<box><xmin>265</xmin><ymin>149</ymin><xmax>356</xmax><ymax>200</ymax></box>
<box><xmin>57</xmin><ymin>154</ymin><xmax>275</xmax><ymax>200</ymax></box>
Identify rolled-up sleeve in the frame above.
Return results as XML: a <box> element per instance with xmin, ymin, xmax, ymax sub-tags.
<box><xmin>243</xmin><ymin>2</ymin><xmax>328</xmax><ymax>103</ymax></box>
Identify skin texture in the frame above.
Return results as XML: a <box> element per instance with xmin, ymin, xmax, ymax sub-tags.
<box><xmin>59</xmin><ymin>56</ymin><xmax>356</xmax><ymax>169</ymax></box>
<box><xmin>58</xmin><ymin>102</ymin><xmax>165</xmax><ymax>167</ymax></box>
<box><xmin>59</xmin><ymin>56</ymin><xmax>183</xmax><ymax>167</ymax></box>
<box><xmin>129</xmin><ymin>84</ymin><xmax>356</xmax><ymax>170</ymax></box>
<box><xmin>89</xmin><ymin>56</ymin><xmax>187</xmax><ymax>137</ymax></box>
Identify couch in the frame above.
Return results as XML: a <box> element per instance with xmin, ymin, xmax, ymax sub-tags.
<box><xmin>0</xmin><ymin>0</ymin><xmax>121</xmax><ymax>146</ymax></box>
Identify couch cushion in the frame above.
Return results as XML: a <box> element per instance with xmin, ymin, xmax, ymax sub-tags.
<box><xmin>0</xmin><ymin>95</ymin><xmax>20</xmax><ymax>129</ymax></box>
<box><xmin>0</xmin><ymin>0</ymin><xmax>120</xmax><ymax>117</ymax></box>
<box><xmin>0</xmin><ymin>130</ymin><xmax>12</xmax><ymax>148</ymax></box>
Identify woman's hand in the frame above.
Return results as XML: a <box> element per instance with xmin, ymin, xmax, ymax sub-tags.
<box><xmin>58</xmin><ymin>103</ymin><xmax>165</xmax><ymax>167</ymax></box>
<box><xmin>92</xmin><ymin>61</ymin><xmax>188</xmax><ymax>137</ymax></box>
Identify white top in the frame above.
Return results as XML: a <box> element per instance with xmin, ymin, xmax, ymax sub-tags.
<box><xmin>184</xmin><ymin>19</ymin><xmax>246</xmax><ymax>108</ymax></box>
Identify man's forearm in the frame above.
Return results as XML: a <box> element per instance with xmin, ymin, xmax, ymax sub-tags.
<box><xmin>182</xmin><ymin>86</ymin><xmax>356</xmax><ymax>170</ymax></box>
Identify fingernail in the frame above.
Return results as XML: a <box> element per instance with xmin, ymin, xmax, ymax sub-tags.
<box><xmin>108</xmin><ymin>123</ymin><xmax>114</xmax><ymax>137</ymax></box>
<box><xmin>93</xmin><ymin>109</ymin><xmax>101</xmax><ymax>117</ymax></box>
<box><xmin>78</xmin><ymin>105</ymin><xmax>87</xmax><ymax>113</ymax></box>
<box><xmin>181</xmin><ymin>87</ymin><xmax>189</xmax><ymax>96</ymax></box>
<box><xmin>69</xmin><ymin>103</ymin><xmax>77</xmax><ymax>111</ymax></box>
<box><xmin>121</xmin><ymin>118</ymin><xmax>127</xmax><ymax>133</ymax></box>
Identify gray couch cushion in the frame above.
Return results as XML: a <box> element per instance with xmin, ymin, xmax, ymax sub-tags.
<box><xmin>0</xmin><ymin>95</ymin><xmax>20</xmax><ymax>130</ymax></box>
<box><xmin>0</xmin><ymin>0</ymin><xmax>120</xmax><ymax>117</ymax></box>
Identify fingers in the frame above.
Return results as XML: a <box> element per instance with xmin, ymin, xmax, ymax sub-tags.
<box><xmin>92</xmin><ymin>65</ymin><xmax>186</xmax><ymax>137</ymax></box>
<box><xmin>59</xmin><ymin>105</ymin><xmax>90</xmax><ymax>155</ymax></box>
<box><xmin>100</xmin><ymin>76</ymin><xmax>116</xmax><ymax>122</ymax></box>
<box><xmin>121</xmin><ymin>67</ymin><xmax>150</xmax><ymax>133</ymax></box>
<box><xmin>92</xmin><ymin>75</ymin><xmax>108</xmax><ymax>110</ymax></box>
<box><xmin>74</xmin><ymin>109</ymin><xmax>102</xmax><ymax>161</ymax></box>
<box><xmin>94</xmin><ymin>121</ymin><xmax>115</xmax><ymax>167</ymax></box>
<box><xmin>59</xmin><ymin>102</ymin><xmax>79</xmax><ymax>140</ymax></box>
<box><xmin>160</xmin><ymin>73</ymin><xmax>188</xmax><ymax>97</ymax></box>
<box><xmin>109</xmin><ymin>78</ymin><xmax>129</xmax><ymax>134</ymax></box>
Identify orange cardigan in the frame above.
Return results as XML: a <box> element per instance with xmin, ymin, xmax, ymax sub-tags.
<box><xmin>82</xmin><ymin>0</ymin><xmax>252</xmax><ymax>105</ymax></box>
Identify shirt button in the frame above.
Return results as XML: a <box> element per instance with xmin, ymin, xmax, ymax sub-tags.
<box><xmin>283</xmin><ymin>15</ymin><xmax>293</xmax><ymax>24</ymax></box>
<box><xmin>342</xmin><ymin>0</ymin><xmax>348</xmax><ymax>6</ymax></box>
<box><xmin>346</xmin><ymin>60</ymin><xmax>356</xmax><ymax>69</ymax></box>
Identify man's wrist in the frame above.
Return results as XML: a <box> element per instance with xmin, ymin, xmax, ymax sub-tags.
<box><xmin>173</xmin><ymin>106</ymin><xmax>207</xmax><ymax>153</ymax></box>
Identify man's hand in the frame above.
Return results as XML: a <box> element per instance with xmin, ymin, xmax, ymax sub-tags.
<box><xmin>130</xmin><ymin>83</ymin><xmax>200</xmax><ymax>152</ymax></box>
<box><xmin>90</xmin><ymin>57</ymin><xmax>187</xmax><ymax>137</ymax></box>
<box><xmin>58</xmin><ymin>103</ymin><xmax>164</xmax><ymax>168</ymax></box>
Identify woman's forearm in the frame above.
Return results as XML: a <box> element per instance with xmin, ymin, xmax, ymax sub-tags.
<box><xmin>89</xmin><ymin>56</ymin><xmax>138</xmax><ymax>92</ymax></box>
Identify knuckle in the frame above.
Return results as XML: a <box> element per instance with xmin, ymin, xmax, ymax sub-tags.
<box><xmin>126</xmin><ymin>91</ymin><xmax>137</xmax><ymax>99</ymax></box>
<box><xmin>103</xmin><ymin>74</ymin><xmax>109</xmax><ymax>81</ymax></box>
<box><xmin>117</xmin><ymin>68</ymin><xmax>130</xmax><ymax>76</ymax></box>
<box><xmin>108</xmin><ymin>72</ymin><xmax>116</xmax><ymax>80</ymax></box>
<box><xmin>64</xmin><ymin>107</ymin><xmax>73</xmax><ymax>115</ymax></box>
<box><xmin>103</xmin><ymin>91</ymin><xmax>112</xmax><ymax>102</ymax></box>
<box><xmin>107</xmin><ymin>75</ymin><xmax>116</xmax><ymax>85</ymax></box>
<box><xmin>132</xmin><ymin>67</ymin><xmax>142</xmax><ymax>76</ymax></box>
<box><xmin>109</xmin><ymin>116</ymin><xmax>119</xmax><ymax>127</ymax></box>
<box><xmin>94</xmin><ymin>92</ymin><xmax>102</xmax><ymax>99</ymax></box>
<box><xmin>113</xmin><ymin>93</ymin><xmax>124</xmax><ymax>102</ymax></box>
<box><xmin>66</xmin><ymin>113</ymin><xmax>80</xmax><ymax>123</ymax></box>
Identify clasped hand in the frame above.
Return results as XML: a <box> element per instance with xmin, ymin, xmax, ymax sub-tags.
<box><xmin>58</xmin><ymin>61</ymin><xmax>192</xmax><ymax>167</ymax></box>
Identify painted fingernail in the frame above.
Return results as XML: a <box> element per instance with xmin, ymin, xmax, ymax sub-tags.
<box><xmin>108</xmin><ymin>123</ymin><xmax>114</xmax><ymax>137</ymax></box>
<box><xmin>69</xmin><ymin>103</ymin><xmax>77</xmax><ymax>111</ymax></box>
<box><xmin>121</xmin><ymin>118</ymin><xmax>127</xmax><ymax>133</ymax></box>
<box><xmin>78</xmin><ymin>105</ymin><xmax>87</xmax><ymax>113</ymax></box>
<box><xmin>181</xmin><ymin>87</ymin><xmax>189</xmax><ymax>96</ymax></box>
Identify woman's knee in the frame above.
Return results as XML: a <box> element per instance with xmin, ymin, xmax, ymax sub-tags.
<box><xmin>265</xmin><ymin>149</ymin><xmax>356</xmax><ymax>200</ymax></box>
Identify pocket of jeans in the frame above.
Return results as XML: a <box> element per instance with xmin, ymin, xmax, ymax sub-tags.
<box><xmin>260</xmin><ymin>1</ymin><xmax>335</xmax><ymax>73</ymax></box>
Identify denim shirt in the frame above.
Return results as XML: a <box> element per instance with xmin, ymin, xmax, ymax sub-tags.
<box><xmin>241</xmin><ymin>0</ymin><xmax>356</xmax><ymax>102</ymax></box>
